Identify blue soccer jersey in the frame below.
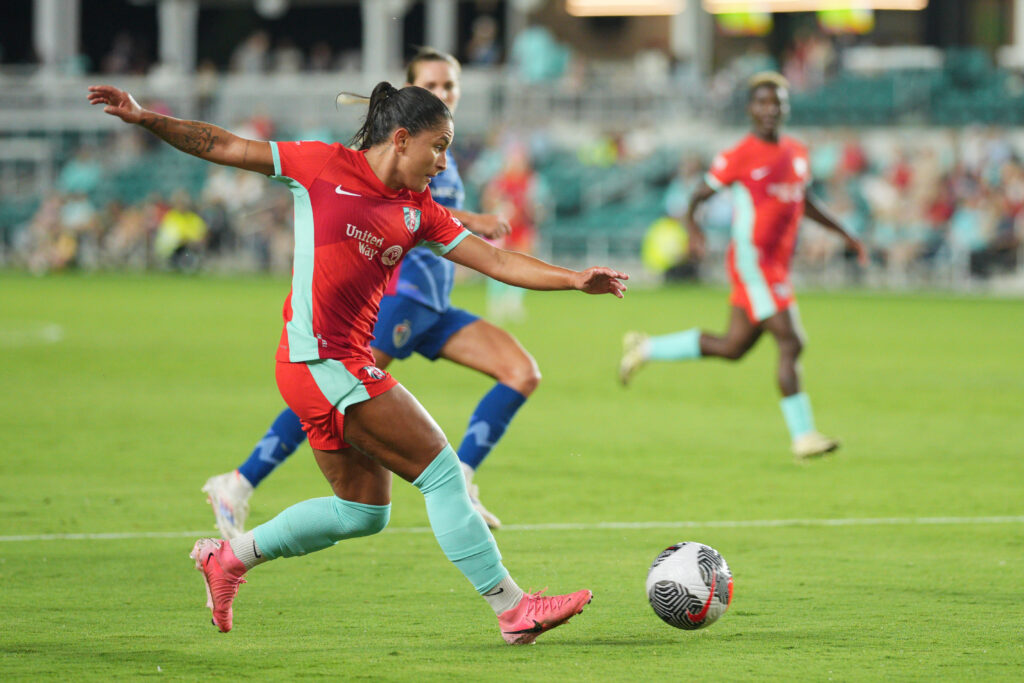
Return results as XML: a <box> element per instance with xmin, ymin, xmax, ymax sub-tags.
<box><xmin>393</xmin><ymin>150</ymin><xmax>465</xmax><ymax>312</ymax></box>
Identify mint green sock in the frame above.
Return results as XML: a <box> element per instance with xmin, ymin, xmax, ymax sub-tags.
<box><xmin>648</xmin><ymin>328</ymin><xmax>701</xmax><ymax>361</ymax></box>
<box><xmin>251</xmin><ymin>497</ymin><xmax>390</xmax><ymax>559</ymax></box>
<box><xmin>414</xmin><ymin>444</ymin><xmax>508</xmax><ymax>594</ymax></box>
<box><xmin>780</xmin><ymin>392</ymin><xmax>815</xmax><ymax>440</ymax></box>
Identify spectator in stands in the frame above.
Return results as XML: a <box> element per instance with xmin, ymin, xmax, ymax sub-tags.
<box><xmin>58</xmin><ymin>192</ymin><xmax>102</xmax><ymax>269</ymax></box>
<box><xmin>104</xmin><ymin>200</ymin><xmax>150</xmax><ymax>268</ymax></box>
<box><xmin>56</xmin><ymin>147</ymin><xmax>103</xmax><ymax>195</ymax></box>
<box><xmin>481</xmin><ymin>143</ymin><xmax>542</xmax><ymax>320</ymax></box>
<box><xmin>230</xmin><ymin>31</ymin><xmax>270</xmax><ymax>74</ymax></box>
<box><xmin>102</xmin><ymin>32</ymin><xmax>148</xmax><ymax>75</ymax></box>
<box><xmin>467</xmin><ymin>15</ymin><xmax>501</xmax><ymax>66</ymax></box>
<box><xmin>273</xmin><ymin>37</ymin><xmax>303</xmax><ymax>73</ymax></box>
<box><xmin>782</xmin><ymin>30</ymin><xmax>835</xmax><ymax>93</ymax></box>
<box><xmin>20</xmin><ymin>193</ymin><xmax>63</xmax><ymax>273</ymax></box>
<box><xmin>307</xmin><ymin>42</ymin><xmax>333</xmax><ymax>72</ymax></box>
<box><xmin>511</xmin><ymin>24</ymin><xmax>569</xmax><ymax>84</ymax></box>
<box><xmin>949</xmin><ymin>190</ymin><xmax>998</xmax><ymax>277</ymax></box>
<box><xmin>196</xmin><ymin>60</ymin><xmax>220</xmax><ymax>119</ymax></box>
<box><xmin>235</xmin><ymin>111</ymin><xmax>275</xmax><ymax>142</ymax></box>
<box><xmin>155</xmin><ymin>190</ymin><xmax>207</xmax><ymax>271</ymax></box>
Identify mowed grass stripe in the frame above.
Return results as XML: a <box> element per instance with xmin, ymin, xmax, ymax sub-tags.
<box><xmin>4</xmin><ymin>514</ymin><xmax>1024</xmax><ymax>542</ymax></box>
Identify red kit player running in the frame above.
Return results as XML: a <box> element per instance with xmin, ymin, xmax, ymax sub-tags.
<box><xmin>619</xmin><ymin>72</ymin><xmax>866</xmax><ymax>460</ymax></box>
<box><xmin>89</xmin><ymin>81</ymin><xmax>627</xmax><ymax>643</ymax></box>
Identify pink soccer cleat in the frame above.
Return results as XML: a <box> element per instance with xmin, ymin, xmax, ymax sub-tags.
<box><xmin>190</xmin><ymin>538</ymin><xmax>247</xmax><ymax>632</ymax></box>
<box><xmin>498</xmin><ymin>589</ymin><xmax>593</xmax><ymax>645</ymax></box>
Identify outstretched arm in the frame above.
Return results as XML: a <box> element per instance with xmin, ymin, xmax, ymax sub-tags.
<box><xmin>449</xmin><ymin>209</ymin><xmax>512</xmax><ymax>239</ymax></box>
<box><xmin>804</xmin><ymin>194</ymin><xmax>868</xmax><ymax>265</ymax></box>
<box><xmin>684</xmin><ymin>180</ymin><xmax>717</xmax><ymax>260</ymax></box>
<box><xmin>445</xmin><ymin>234</ymin><xmax>628</xmax><ymax>297</ymax></box>
<box><xmin>87</xmin><ymin>85</ymin><xmax>274</xmax><ymax>175</ymax></box>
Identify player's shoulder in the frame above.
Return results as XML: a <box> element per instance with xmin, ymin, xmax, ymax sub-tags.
<box><xmin>780</xmin><ymin>135</ymin><xmax>809</xmax><ymax>155</ymax></box>
<box><xmin>710</xmin><ymin>135</ymin><xmax>753</xmax><ymax>175</ymax></box>
<box><xmin>278</xmin><ymin>139</ymin><xmax>344</xmax><ymax>151</ymax></box>
<box><xmin>715</xmin><ymin>134</ymin><xmax>761</xmax><ymax>166</ymax></box>
<box><xmin>718</xmin><ymin>135</ymin><xmax>753</xmax><ymax>159</ymax></box>
<box><xmin>275</xmin><ymin>140</ymin><xmax>346</xmax><ymax>166</ymax></box>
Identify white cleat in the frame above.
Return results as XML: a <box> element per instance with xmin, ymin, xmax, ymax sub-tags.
<box><xmin>468</xmin><ymin>482</ymin><xmax>502</xmax><ymax>530</ymax></box>
<box><xmin>792</xmin><ymin>432</ymin><xmax>840</xmax><ymax>460</ymax></box>
<box><xmin>202</xmin><ymin>471</ymin><xmax>254</xmax><ymax>539</ymax></box>
<box><xmin>618</xmin><ymin>331</ymin><xmax>649</xmax><ymax>386</ymax></box>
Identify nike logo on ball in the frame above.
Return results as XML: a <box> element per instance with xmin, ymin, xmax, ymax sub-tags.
<box><xmin>335</xmin><ymin>185</ymin><xmax>361</xmax><ymax>196</ymax></box>
<box><xmin>685</xmin><ymin>574</ymin><xmax>716</xmax><ymax>622</ymax></box>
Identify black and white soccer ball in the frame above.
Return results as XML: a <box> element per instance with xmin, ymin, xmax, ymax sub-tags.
<box><xmin>646</xmin><ymin>542</ymin><xmax>733</xmax><ymax>630</ymax></box>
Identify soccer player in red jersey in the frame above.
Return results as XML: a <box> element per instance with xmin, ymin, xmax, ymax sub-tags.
<box><xmin>201</xmin><ymin>49</ymin><xmax>537</xmax><ymax>537</ymax></box>
<box><xmin>619</xmin><ymin>72</ymin><xmax>866</xmax><ymax>460</ymax></box>
<box><xmin>89</xmin><ymin>81</ymin><xmax>627</xmax><ymax>643</ymax></box>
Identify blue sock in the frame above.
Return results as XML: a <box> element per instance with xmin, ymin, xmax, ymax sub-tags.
<box><xmin>414</xmin><ymin>445</ymin><xmax>508</xmax><ymax>594</ymax></box>
<box><xmin>647</xmin><ymin>329</ymin><xmax>701</xmax><ymax>361</ymax></box>
<box><xmin>251</xmin><ymin>496</ymin><xmax>390</xmax><ymax>559</ymax></box>
<box><xmin>238</xmin><ymin>408</ymin><xmax>307</xmax><ymax>487</ymax></box>
<box><xmin>457</xmin><ymin>383</ymin><xmax>527</xmax><ymax>471</ymax></box>
<box><xmin>780</xmin><ymin>392</ymin><xmax>816</xmax><ymax>440</ymax></box>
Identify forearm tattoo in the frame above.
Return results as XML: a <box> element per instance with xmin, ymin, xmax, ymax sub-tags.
<box><xmin>139</xmin><ymin>115</ymin><xmax>219</xmax><ymax>158</ymax></box>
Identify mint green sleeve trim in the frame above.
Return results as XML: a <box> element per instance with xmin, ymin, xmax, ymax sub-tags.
<box><xmin>268</xmin><ymin>141</ymin><xmax>306</xmax><ymax>192</ymax></box>
<box><xmin>270</xmin><ymin>141</ymin><xmax>282</xmax><ymax>176</ymax></box>
<box><xmin>421</xmin><ymin>228</ymin><xmax>472</xmax><ymax>256</ymax></box>
<box><xmin>705</xmin><ymin>172</ymin><xmax>725</xmax><ymax>191</ymax></box>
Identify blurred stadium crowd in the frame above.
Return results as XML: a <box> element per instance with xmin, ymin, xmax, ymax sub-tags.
<box><xmin>8</xmin><ymin>119</ymin><xmax>1022</xmax><ymax>286</ymax></box>
<box><xmin>3</xmin><ymin>4</ymin><xmax>1024</xmax><ymax>287</ymax></box>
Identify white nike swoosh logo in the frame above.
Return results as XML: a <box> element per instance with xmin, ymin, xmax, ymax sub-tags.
<box><xmin>751</xmin><ymin>167</ymin><xmax>771</xmax><ymax>180</ymax></box>
<box><xmin>335</xmin><ymin>185</ymin><xmax>361</xmax><ymax>196</ymax></box>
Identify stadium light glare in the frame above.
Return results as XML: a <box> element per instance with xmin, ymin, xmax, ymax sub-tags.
<box><xmin>566</xmin><ymin>0</ymin><xmax>686</xmax><ymax>16</ymax></box>
<box><xmin>702</xmin><ymin>0</ymin><xmax>928</xmax><ymax>12</ymax></box>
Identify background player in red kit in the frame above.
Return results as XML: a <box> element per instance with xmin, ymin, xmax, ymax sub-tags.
<box><xmin>619</xmin><ymin>72</ymin><xmax>866</xmax><ymax>460</ymax></box>
<box><xmin>88</xmin><ymin>80</ymin><xmax>627</xmax><ymax>644</ymax></box>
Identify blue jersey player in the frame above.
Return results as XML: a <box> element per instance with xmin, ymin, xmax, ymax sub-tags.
<box><xmin>203</xmin><ymin>48</ymin><xmax>536</xmax><ymax>534</ymax></box>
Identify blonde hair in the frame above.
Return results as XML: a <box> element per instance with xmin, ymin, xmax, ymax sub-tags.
<box><xmin>747</xmin><ymin>71</ymin><xmax>790</xmax><ymax>99</ymax></box>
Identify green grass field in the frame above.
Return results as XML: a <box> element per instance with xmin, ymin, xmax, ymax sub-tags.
<box><xmin>2</xmin><ymin>272</ymin><xmax>1023</xmax><ymax>681</ymax></box>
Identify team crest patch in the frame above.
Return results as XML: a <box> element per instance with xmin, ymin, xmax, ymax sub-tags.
<box><xmin>381</xmin><ymin>245</ymin><xmax>403</xmax><ymax>267</ymax></box>
<box><xmin>393</xmin><ymin>320</ymin><xmax>412</xmax><ymax>348</ymax></box>
<box><xmin>360</xmin><ymin>365</ymin><xmax>387</xmax><ymax>381</ymax></box>
<box><xmin>403</xmin><ymin>206</ymin><xmax>422</xmax><ymax>233</ymax></box>
<box><xmin>793</xmin><ymin>157</ymin><xmax>808</xmax><ymax>178</ymax></box>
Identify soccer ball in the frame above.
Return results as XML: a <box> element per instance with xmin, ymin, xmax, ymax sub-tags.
<box><xmin>646</xmin><ymin>542</ymin><xmax>733</xmax><ymax>630</ymax></box>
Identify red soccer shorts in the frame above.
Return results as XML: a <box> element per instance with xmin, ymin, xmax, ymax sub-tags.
<box><xmin>275</xmin><ymin>357</ymin><xmax>398</xmax><ymax>450</ymax></box>
<box><xmin>726</xmin><ymin>247</ymin><xmax>795</xmax><ymax>324</ymax></box>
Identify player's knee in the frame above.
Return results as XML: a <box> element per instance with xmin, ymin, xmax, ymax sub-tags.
<box><xmin>334</xmin><ymin>498</ymin><xmax>390</xmax><ymax>539</ymax></box>
<box><xmin>498</xmin><ymin>357</ymin><xmax>541</xmax><ymax>396</ymax></box>
<box><xmin>722</xmin><ymin>343</ymin><xmax>748</xmax><ymax>361</ymax></box>
<box><xmin>360</xmin><ymin>505</ymin><xmax>390</xmax><ymax>536</ymax></box>
<box><xmin>778</xmin><ymin>334</ymin><xmax>803</xmax><ymax>358</ymax></box>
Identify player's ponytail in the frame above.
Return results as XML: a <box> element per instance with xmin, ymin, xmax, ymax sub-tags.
<box><xmin>345</xmin><ymin>81</ymin><xmax>452</xmax><ymax>151</ymax></box>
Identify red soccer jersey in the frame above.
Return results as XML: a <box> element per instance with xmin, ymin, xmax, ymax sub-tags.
<box><xmin>706</xmin><ymin>134</ymin><xmax>810</xmax><ymax>270</ymax></box>
<box><xmin>270</xmin><ymin>141</ymin><xmax>470</xmax><ymax>364</ymax></box>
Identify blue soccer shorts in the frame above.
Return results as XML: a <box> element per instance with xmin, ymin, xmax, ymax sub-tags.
<box><xmin>371</xmin><ymin>294</ymin><xmax>478</xmax><ymax>361</ymax></box>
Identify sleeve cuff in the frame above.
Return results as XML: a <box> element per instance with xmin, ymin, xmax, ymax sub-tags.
<box><xmin>704</xmin><ymin>172</ymin><xmax>725</xmax><ymax>190</ymax></box>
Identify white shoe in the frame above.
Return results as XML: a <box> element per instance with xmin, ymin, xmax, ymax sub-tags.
<box><xmin>619</xmin><ymin>331</ymin><xmax>649</xmax><ymax>386</ymax></box>
<box><xmin>468</xmin><ymin>482</ymin><xmax>502</xmax><ymax>530</ymax></box>
<box><xmin>792</xmin><ymin>432</ymin><xmax>840</xmax><ymax>460</ymax></box>
<box><xmin>202</xmin><ymin>471</ymin><xmax>253</xmax><ymax>539</ymax></box>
